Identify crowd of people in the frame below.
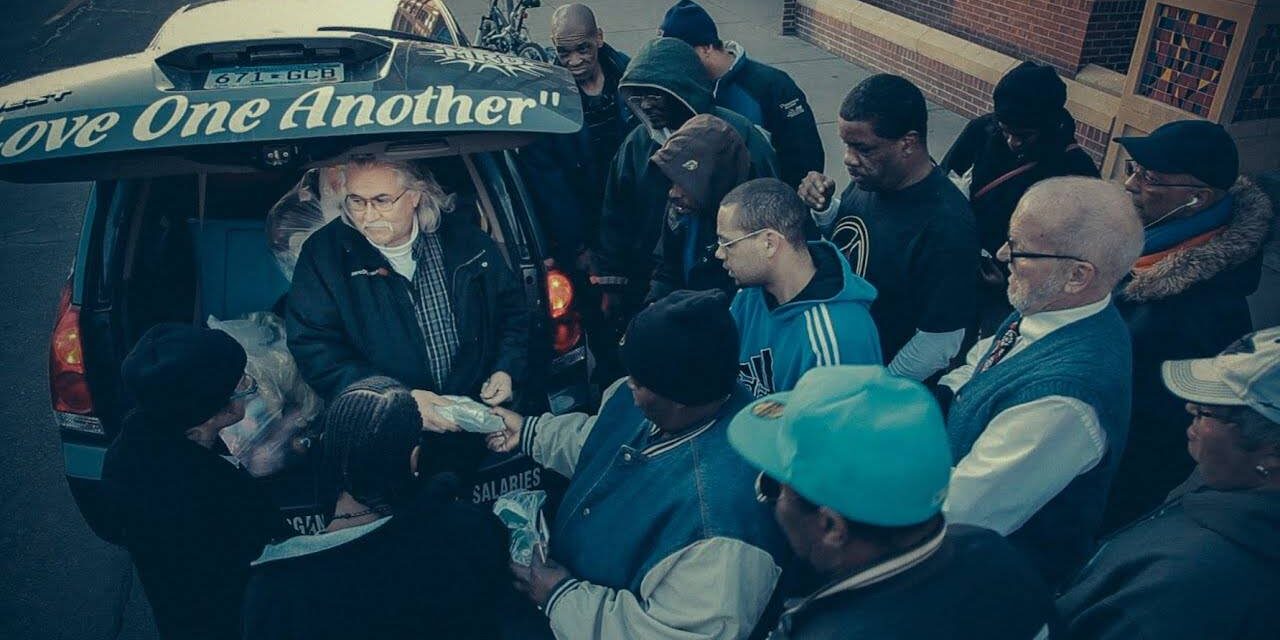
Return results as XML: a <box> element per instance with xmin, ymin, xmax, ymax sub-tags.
<box><xmin>96</xmin><ymin>2</ymin><xmax>1278</xmax><ymax>638</ymax></box>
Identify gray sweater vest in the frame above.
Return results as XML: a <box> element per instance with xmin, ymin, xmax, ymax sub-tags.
<box><xmin>946</xmin><ymin>304</ymin><xmax>1132</xmax><ymax>587</ymax></box>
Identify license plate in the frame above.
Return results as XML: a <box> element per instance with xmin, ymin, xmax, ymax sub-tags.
<box><xmin>204</xmin><ymin>62</ymin><xmax>344</xmax><ymax>89</ymax></box>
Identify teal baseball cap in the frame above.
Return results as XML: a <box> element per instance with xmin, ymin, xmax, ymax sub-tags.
<box><xmin>728</xmin><ymin>366</ymin><xmax>953</xmax><ymax>526</ymax></box>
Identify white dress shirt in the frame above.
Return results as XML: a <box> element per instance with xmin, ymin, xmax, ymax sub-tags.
<box><xmin>940</xmin><ymin>296</ymin><xmax>1112</xmax><ymax>535</ymax></box>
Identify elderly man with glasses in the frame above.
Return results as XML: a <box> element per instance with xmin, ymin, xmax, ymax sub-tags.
<box><xmin>715</xmin><ymin>178</ymin><xmax>880</xmax><ymax>397</ymax></box>
<box><xmin>935</xmin><ymin>176</ymin><xmax>1146</xmax><ymax>589</ymax></box>
<box><xmin>285</xmin><ymin>157</ymin><xmax>529</xmax><ymax>450</ymax></box>
<box><xmin>1100</xmin><ymin>120</ymin><xmax>1275</xmax><ymax>531</ymax></box>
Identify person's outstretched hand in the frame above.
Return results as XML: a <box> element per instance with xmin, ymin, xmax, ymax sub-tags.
<box><xmin>411</xmin><ymin>389</ymin><xmax>459</xmax><ymax>433</ymax></box>
<box><xmin>486</xmin><ymin>406</ymin><xmax>524</xmax><ymax>452</ymax></box>
<box><xmin>480</xmin><ymin>371</ymin><xmax>513</xmax><ymax>406</ymax></box>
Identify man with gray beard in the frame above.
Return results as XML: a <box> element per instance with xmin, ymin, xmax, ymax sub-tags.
<box><xmin>933</xmin><ymin>177</ymin><xmax>1144</xmax><ymax>589</ymax></box>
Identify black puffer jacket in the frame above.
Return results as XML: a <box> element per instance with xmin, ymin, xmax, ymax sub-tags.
<box><xmin>286</xmin><ymin>213</ymin><xmax>529</xmax><ymax>401</ymax></box>
<box><xmin>1104</xmin><ymin>177</ymin><xmax>1275</xmax><ymax>530</ymax></box>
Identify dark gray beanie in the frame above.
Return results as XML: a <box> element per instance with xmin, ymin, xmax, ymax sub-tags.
<box><xmin>993</xmin><ymin>61</ymin><xmax>1068</xmax><ymax>130</ymax></box>
<box><xmin>620</xmin><ymin>290</ymin><xmax>739</xmax><ymax>405</ymax></box>
<box><xmin>122</xmin><ymin>323</ymin><xmax>246</xmax><ymax>431</ymax></box>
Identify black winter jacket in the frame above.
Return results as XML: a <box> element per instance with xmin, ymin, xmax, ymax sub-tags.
<box><xmin>286</xmin><ymin>213</ymin><xmax>529</xmax><ymax>401</ymax></box>
<box><xmin>713</xmin><ymin>41</ymin><xmax>824</xmax><ymax>189</ymax></box>
<box><xmin>1105</xmin><ymin>177</ymin><xmax>1274</xmax><ymax>530</ymax></box>
<box><xmin>1059</xmin><ymin>471</ymin><xmax>1280</xmax><ymax>640</ymax></box>
<box><xmin>771</xmin><ymin>525</ymin><xmax>1059</xmax><ymax>639</ymax></box>
<box><xmin>941</xmin><ymin>112</ymin><xmax>1100</xmax><ymax>255</ymax></box>
<box><xmin>243</xmin><ymin>487</ymin><xmax>511</xmax><ymax>640</ymax></box>
<box><xmin>101</xmin><ymin>417</ymin><xmax>287</xmax><ymax>640</ymax></box>
<box><xmin>519</xmin><ymin>43</ymin><xmax>634</xmax><ymax>267</ymax></box>
<box><xmin>594</xmin><ymin>38</ymin><xmax>779</xmax><ymax>301</ymax></box>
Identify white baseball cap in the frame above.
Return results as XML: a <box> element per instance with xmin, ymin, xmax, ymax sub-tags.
<box><xmin>1162</xmin><ymin>326</ymin><xmax>1280</xmax><ymax>423</ymax></box>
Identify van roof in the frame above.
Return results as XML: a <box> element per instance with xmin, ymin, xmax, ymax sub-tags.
<box><xmin>148</xmin><ymin>0</ymin><xmax>443</xmax><ymax>51</ymax></box>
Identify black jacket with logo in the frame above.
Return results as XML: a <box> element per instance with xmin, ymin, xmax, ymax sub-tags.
<box><xmin>285</xmin><ymin>213</ymin><xmax>529</xmax><ymax>401</ymax></box>
<box><xmin>285</xmin><ymin>214</ymin><xmax>530</xmax><ymax>480</ymax></box>
<box><xmin>713</xmin><ymin>42</ymin><xmax>824</xmax><ymax>189</ymax></box>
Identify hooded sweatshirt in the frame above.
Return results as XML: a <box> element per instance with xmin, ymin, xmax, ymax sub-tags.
<box><xmin>731</xmin><ymin>241</ymin><xmax>881</xmax><ymax>397</ymax></box>
<box><xmin>647</xmin><ymin>114</ymin><xmax>751</xmax><ymax>302</ymax></box>
<box><xmin>1058</xmin><ymin>471</ymin><xmax>1280</xmax><ymax>640</ymax></box>
<box><xmin>593</xmin><ymin>37</ymin><xmax>779</xmax><ymax>300</ymax></box>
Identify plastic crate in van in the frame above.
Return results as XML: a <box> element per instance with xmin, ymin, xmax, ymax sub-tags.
<box><xmin>187</xmin><ymin>218</ymin><xmax>291</xmax><ymax>321</ymax></box>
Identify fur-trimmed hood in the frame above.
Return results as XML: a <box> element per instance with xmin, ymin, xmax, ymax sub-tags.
<box><xmin>1123</xmin><ymin>176</ymin><xmax>1274</xmax><ymax>302</ymax></box>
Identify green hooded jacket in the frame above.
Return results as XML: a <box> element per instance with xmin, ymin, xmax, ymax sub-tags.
<box><xmin>592</xmin><ymin>37</ymin><xmax>779</xmax><ymax>293</ymax></box>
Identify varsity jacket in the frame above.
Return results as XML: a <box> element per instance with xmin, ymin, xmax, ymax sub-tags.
<box><xmin>731</xmin><ymin>241</ymin><xmax>882</xmax><ymax>397</ymax></box>
<box><xmin>520</xmin><ymin>379</ymin><xmax>789</xmax><ymax>640</ymax></box>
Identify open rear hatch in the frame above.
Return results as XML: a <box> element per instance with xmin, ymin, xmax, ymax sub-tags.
<box><xmin>0</xmin><ymin>34</ymin><xmax>582</xmax><ymax>182</ymax></box>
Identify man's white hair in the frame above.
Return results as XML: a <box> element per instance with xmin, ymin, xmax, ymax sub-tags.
<box><xmin>1017</xmin><ymin>176</ymin><xmax>1144</xmax><ymax>290</ymax></box>
<box><xmin>335</xmin><ymin>157</ymin><xmax>455</xmax><ymax>233</ymax></box>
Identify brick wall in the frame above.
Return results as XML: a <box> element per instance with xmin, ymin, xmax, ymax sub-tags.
<box><xmin>1081</xmin><ymin>1</ymin><xmax>1146</xmax><ymax>73</ymax></box>
<box><xmin>793</xmin><ymin>2</ymin><xmax>1111</xmax><ymax>162</ymax></box>
<box><xmin>854</xmin><ymin>0</ymin><xmax>1093</xmax><ymax>75</ymax></box>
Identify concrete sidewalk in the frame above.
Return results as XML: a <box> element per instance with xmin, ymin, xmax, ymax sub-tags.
<box><xmin>453</xmin><ymin>0</ymin><xmax>970</xmax><ymax>179</ymax></box>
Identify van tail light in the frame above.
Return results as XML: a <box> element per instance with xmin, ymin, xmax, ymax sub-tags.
<box><xmin>49</xmin><ymin>278</ymin><xmax>103</xmax><ymax>435</ymax></box>
<box><xmin>547</xmin><ymin>270</ymin><xmax>574</xmax><ymax>319</ymax></box>
<box><xmin>546</xmin><ymin>269</ymin><xmax>583</xmax><ymax>355</ymax></box>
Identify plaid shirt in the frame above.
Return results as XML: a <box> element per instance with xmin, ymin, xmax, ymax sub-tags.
<box><xmin>409</xmin><ymin>232</ymin><xmax>460</xmax><ymax>388</ymax></box>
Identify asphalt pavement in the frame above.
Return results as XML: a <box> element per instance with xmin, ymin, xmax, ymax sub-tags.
<box><xmin>0</xmin><ymin>1</ymin><xmax>1274</xmax><ymax>639</ymax></box>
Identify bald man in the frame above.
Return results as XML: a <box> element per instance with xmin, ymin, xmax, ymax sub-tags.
<box><xmin>519</xmin><ymin>4</ymin><xmax>636</xmax><ymax>384</ymax></box>
<box><xmin>520</xmin><ymin>4</ymin><xmax>634</xmax><ymax>271</ymax></box>
<box><xmin>936</xmin><ymin>177</ymin><xmax>1144</xmax><ymax>589</ymax></box>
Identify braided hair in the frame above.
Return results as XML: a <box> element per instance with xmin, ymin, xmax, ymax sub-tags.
<box><xmin>321</xmin><ymin>377</ymin><xmax>423</xmax><ymax>513</ymax></box>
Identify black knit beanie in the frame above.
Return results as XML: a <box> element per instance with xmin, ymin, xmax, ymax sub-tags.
<box><xmin>660</xmin><ymin>0</ymin><xmax>719</xmax><ymax>47</ymax></box>
<box><xmin>321</xmin><ymin>376</ymin><xmax>423</xmax><ymax>509</ymax></box>
<box><xmin>993</xmin><ymin>61</ymin><xmax>1068</xmax><ymax>130</ymax></box>
<box><xmin>121</xmin><ymin>323</ymin><xmax>246</xmax><ymax>432</ymax></box>
<box><xmin>620</xmin><ymin>290</ymin><xmax>739</xmax><ymax>405</ymax></box>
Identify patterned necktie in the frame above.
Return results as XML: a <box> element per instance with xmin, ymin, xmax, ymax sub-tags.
<box><xmin>978</xmin><ymin>318</ymin><xmax>1021</xmax><ymax>372</ymax></box>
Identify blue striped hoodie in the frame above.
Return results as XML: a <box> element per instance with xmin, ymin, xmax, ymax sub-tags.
<box><xmin>731</xmin><ymin>241</ymin><xmax>882</xmax><ymax>397</ymax></box>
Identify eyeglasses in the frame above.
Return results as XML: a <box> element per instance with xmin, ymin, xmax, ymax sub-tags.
<box><xmin>755</xmin><ymin>471</ymin><xmax>781</xmax><ymax>504</ymax></box>
<box><xmin>229</xmin><ymin>374</ymin><xmax>258</xmax><ymax>402</ymax></box>
<box><xmin>625</xmin><ymin>93</ymin><xmax>667</xmax><ymax>110</ymax></box>
<box><xmin>716</xmin><ymin>228</ymin><xmax>771</xmax><ymax>250</ymax></box>
<box><xmin>344</xmin><ymin>188</ymin><xmax>411</xmax><ymax>213</ymax></box>
<box><xmin>1189</xmin><ymin>404</ymin><xmax>1237</xmax><ymax>422</ymax></box>
<box><xmin>1001</xmin><ymin>240</ymin><xmax>1088</xmax><ymax>264</ymax></box>
<box><xmin>1124</xmin><ymin>159</ymin><xmax>1204</xmax><ymax>189</ymax></box>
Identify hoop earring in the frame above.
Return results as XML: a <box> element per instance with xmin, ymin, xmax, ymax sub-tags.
<box><xmin>1256</xmin><ymin>465</ymin><xmax>1272</xmax><ymax>478</ymax></box>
